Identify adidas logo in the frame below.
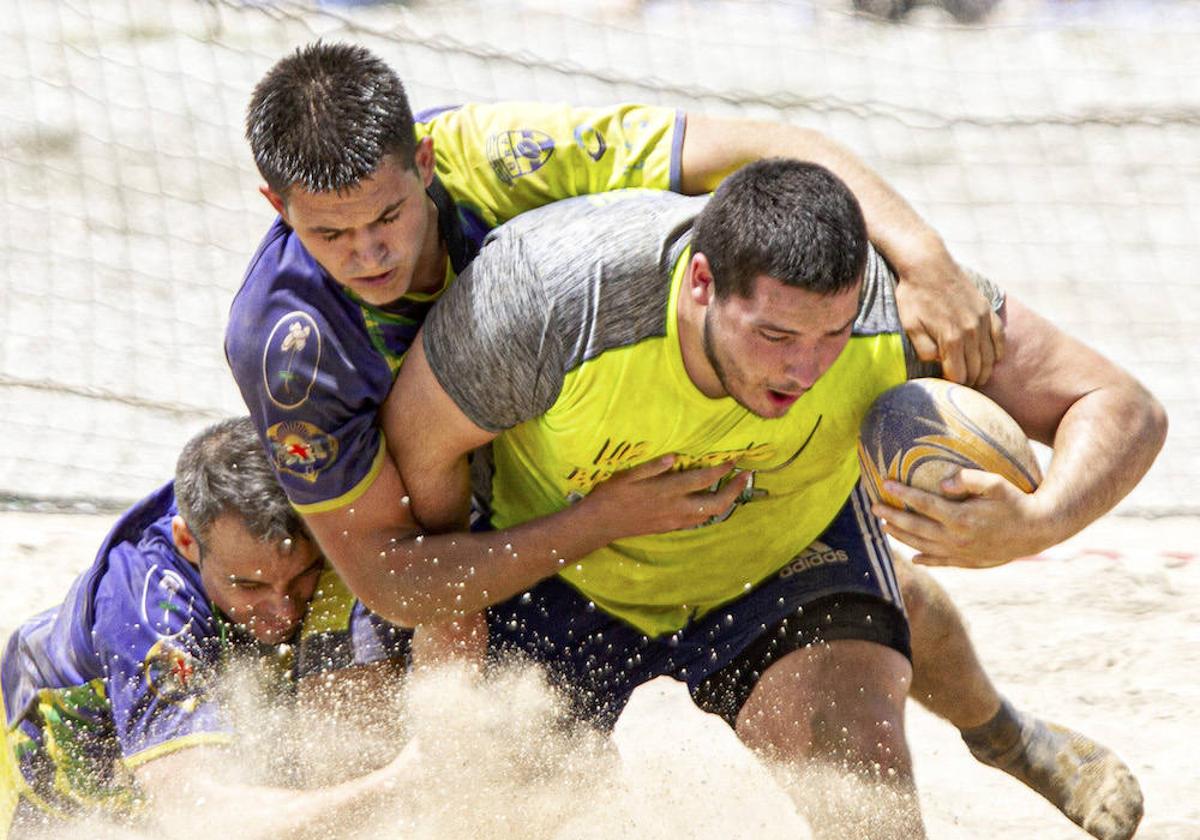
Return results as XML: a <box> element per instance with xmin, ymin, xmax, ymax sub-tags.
<box><xmin>778</xmin><ymin>541</ymin><xmax>851</xmax><ymax>578</ymax></box>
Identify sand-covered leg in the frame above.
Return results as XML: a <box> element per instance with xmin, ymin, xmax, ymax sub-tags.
<box><xmin>962</xmin><ymin>699</ymin><xmax>1144</xmax><ymax>840</ymax></box>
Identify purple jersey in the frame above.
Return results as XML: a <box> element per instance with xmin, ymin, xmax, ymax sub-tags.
<box><xmin>224</xmin><ymin>177</ymin><xmax>484</xmax><ymax>514</ymax></box>
<box><xmin>0</xmin><ymin>483</ymin><xmax>406</xmax><ymax>815</ymax></box>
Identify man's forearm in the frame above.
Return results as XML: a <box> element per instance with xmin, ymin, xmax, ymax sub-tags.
<box><xmin>1032</xmin><ymin>381</ymin><xmax>1167</xmax><ymax>548</ymax></box>
<box><xmin>217</xmin><ymin>766</ymin><xmax>397</xmax><ymax>840</ymax></box>
<box><xmin>680</xmin><ymin>115</ymin><xmax>948</xmax><ymax>274</ymax></box>
<box><xmin>334</xmin><ymin>460</ymin><xmax>747</xmax><ymax>626</ymax></box>
<box><xmin>140</xmin><ymin>745</ymin><xmax>411</xmax><ymax>840</ymax></box>
<box><xmin>328</xmin><ymin>503</ymin><xmax>612</xmax><ymax>627</ymax></box>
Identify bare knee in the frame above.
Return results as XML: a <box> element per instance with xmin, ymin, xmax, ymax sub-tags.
<box><xmin>896</xmin><ymin>557</ymin><xmax>959</xmax><ymax>648</ymax></box>
<box><xmin>895</xmin><ymin>554</ymin><xmax>926</xmax><ymax>622</ymax></box>
<box><xmin>735</xmin><ymin>640</ymin><xmax>913</xmax><ymax>777</ymax></box>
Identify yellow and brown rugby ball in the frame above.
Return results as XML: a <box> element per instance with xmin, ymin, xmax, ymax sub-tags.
<box><xmin>857</xmin><ymin>378</ymin><xmax>1042</xmax><ymax>508</ymax></box>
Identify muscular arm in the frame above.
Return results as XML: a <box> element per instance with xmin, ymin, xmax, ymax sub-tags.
<box><xmin>680</xmin><ymin>113</ymin><xmax>1003</xmax><ymax>385</ymax></box>
<box><xmin>300</xmin><ymin>339</ymin><xmax>741</xmax><ymax>627</ymax></box>
<box><xmin>878</xmin><ymin>295</ymin><xmax>1167</xmax><ymax>565</ymax></box>
<box><xmin>298</xmin><ymin>433</ymin><xmax>589</xmax><ymax>627</ymax></box>
<box><xmin>134</xmin><ymin>741</ymin><xmax>417</xmax><ymax>840</ymax></box>
<box><xmin>978</xmin><ymin>296</ymin><xmax>1166</xmax><ymax>542</ymax></box>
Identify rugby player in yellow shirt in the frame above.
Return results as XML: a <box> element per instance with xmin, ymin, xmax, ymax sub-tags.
<box><xmin>387</xmin><ymin>165</ymin><xmax>1162</xmax><ymax>839</ymax></box>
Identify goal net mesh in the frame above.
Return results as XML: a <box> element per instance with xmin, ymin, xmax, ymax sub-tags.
<box><xmin>2</xmin><ymin>0</ymin><xmax>1196</xmax><ymax>515</ymax></box>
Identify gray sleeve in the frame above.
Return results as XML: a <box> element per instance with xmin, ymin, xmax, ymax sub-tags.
<box><xmin>422</xmin><ymin>230</ymin><xmax>570</xmax><ymax>433</ymax></box>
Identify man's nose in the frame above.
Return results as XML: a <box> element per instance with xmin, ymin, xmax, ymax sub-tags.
<box><xmin>266</xmin><ymin>590</ymin><xmax>303</xmax><ymax>622</ymax></box>
<box><xmin>783</xmin><ymin>352</ymin><xmax>821</xmax><ymax>389</ymax></box>
<box><xmin>350</xmin><ymin>229</ymin><xmax>389</xmax><ymax>269</ymax></box>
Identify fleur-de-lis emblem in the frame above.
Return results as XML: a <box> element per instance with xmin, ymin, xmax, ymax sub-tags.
<box><xmin>264</xmin><ymin>312</ymin><xmax>321</xmax><ymax>409</ymax></box>
<box><xmin>282</xmin><ymin>321</ymin><xmax>311</xmax><ymax>353</ymax></box>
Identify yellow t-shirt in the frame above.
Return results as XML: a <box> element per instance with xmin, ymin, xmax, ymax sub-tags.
<box><xmin>423</xmin><ymin>191</ymin><xmax>910</xmax><ymax>637</ymax></box>
<box><xmin>416</xmin><ymin>101</ymin><xmax>683</xmax><ymax>228</ymax></box>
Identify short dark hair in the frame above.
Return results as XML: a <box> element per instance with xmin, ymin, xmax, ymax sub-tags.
<box><xmin>246</xmin><ymin>41</ymin><xmax>417</xmax><ymax>197</ymax></box>
<box><xmin>691</xmin><ymin>159</ymin><xmax>868</xmax><ymax>299</ymax></box>
<box><xmin>174</xmin><ymin>417</ymin><xmax>306</xmax><ymax>548</ymax></box>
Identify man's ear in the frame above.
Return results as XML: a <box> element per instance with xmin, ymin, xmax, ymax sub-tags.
<box><xmin>688</xmin><ymin>252</ymin><xmax>716</xmax><ymax>307</ymax></box>
<box><xmin>260</xmin><ymin>185</ymin><xmax>289</xmax><ymax>223</ymax></box>
<box><xmin>414</xmin><ymin>136</ymin><xmax>436</xmax><ymax>189</ymax></box>
<box><xmin>171</xmin><ymin>515</ymin><xmax>201</xmax><ymax>567</ymax></box>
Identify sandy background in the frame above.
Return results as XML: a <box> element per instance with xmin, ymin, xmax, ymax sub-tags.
<box><xmin>3</xmin><ymin>0</ymin><xmax>1198</xmax><ymax>515</ymax></box>
<box><xmin>2</xmin><ymin>510</ymin><xmax>1196</xmax><ymax>838</ymax></box>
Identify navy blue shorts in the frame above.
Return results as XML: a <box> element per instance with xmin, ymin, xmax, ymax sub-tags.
<box><xmin>486</xmin><ymin>484</ymin><xmax>911</xmax><ymax>728</ymax></box>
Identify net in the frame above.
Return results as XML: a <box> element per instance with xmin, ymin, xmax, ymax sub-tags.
<box><xmin>2</xmin><ymin>0</ymin><xmax>1197</xmax><ymax>514</ymax></box>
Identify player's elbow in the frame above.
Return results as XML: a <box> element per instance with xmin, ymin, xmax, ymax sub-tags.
<box><xmin>348</xmin><ymin>572</ymin><xmax>435</xmax><ymax>628</ymax></box>
<box><xmin>1137</xmin><ymin>385</ymin><xmax>1169</xmax><ymax>459</ymax></box>
<box><xmin>357</xmin><ymin>583</ymin><xmax>445</xmax><ymax>629</ymax></box>
<box><xmin>315</xmin><ymin>546</ymin><xmax>421</xmax><ymax>628</ymax></box>
<box><xmin>1115</xmin><ymin>377</ymin><xmax>1168</xmax><ymax>465</ymax></box>
<box><xmin>356</xmin><ymin>590</ymin><xmax>418</xmax><ymax>629</ymax></box>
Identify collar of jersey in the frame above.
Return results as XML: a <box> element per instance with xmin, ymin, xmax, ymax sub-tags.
<box><xmin>336</xmin><ymin>250</ymin><xmax>454</xmax><ymax>320</ymax></box>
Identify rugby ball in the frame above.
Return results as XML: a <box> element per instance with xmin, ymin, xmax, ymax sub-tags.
<box><xmin>857</xmin><ymin>378</ymin><xmax>1042</xmax><ymax>507</ymax></box>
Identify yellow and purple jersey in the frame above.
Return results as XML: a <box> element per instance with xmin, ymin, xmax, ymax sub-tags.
<box><xmin>225</xmin><ymin>102</ymin><xmax>683</xmax><ymax>514</ymax></box>
<box><xmin>0</xmin><ymin>484</ymin><xmax>406</xmax><ymax>819</ymax></box>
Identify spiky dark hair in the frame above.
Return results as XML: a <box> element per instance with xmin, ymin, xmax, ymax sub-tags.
<box><xmin>246</xmin><ymin>41</ymin><xmax>417</xmax><ymax>196</ymax></box>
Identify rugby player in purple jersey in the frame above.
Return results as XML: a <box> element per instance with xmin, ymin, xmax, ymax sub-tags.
<box><xmin>1</xmin><ymin>418</ymin><xmax>415</xmax><ymax>838</ymax></box>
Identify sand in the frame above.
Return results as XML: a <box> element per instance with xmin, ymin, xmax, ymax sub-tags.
<box><xmin>1</xmin><ymin>510</ymin><xmax>1196</xmax><ymax>838</ymax></box>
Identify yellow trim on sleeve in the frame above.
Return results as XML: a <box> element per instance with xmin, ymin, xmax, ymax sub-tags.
<box><xmin>291</xmin><ymin>437</ymin><xmax>388</xmax><ymax>515</ymax></box>
<box><xmin>122</xmin><ymin>732</ymin><xmax>237</xmax><ymax>771</ymax></box>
